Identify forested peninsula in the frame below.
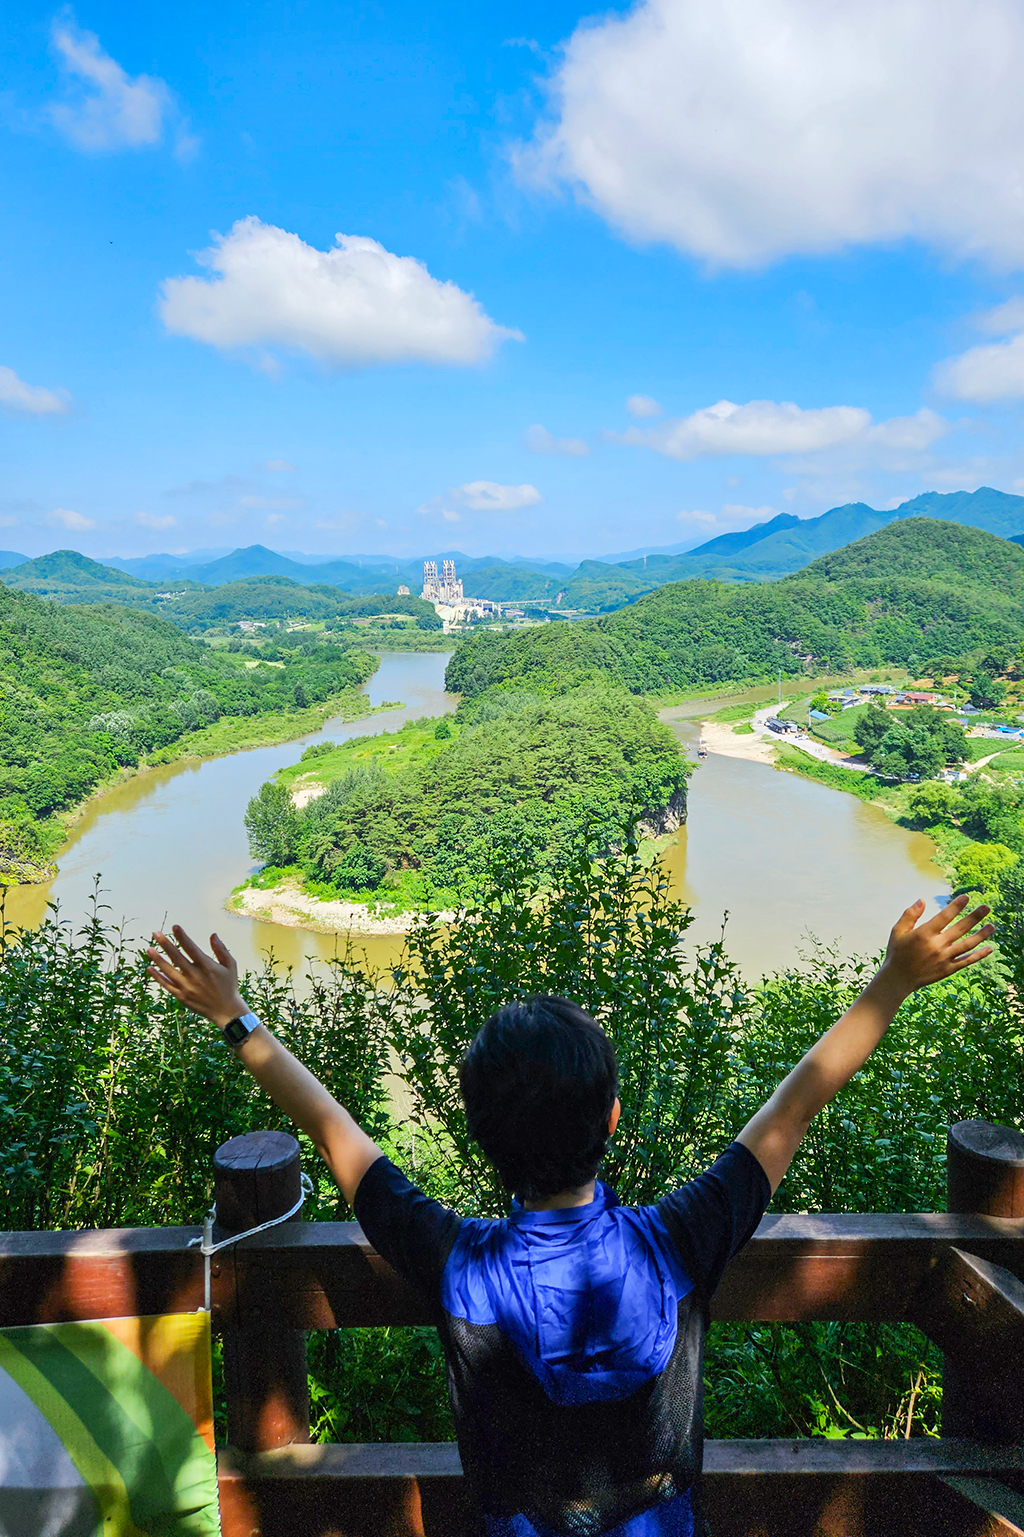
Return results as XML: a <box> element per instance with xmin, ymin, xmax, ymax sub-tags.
<box><xmin>0</xmin><ymin>583</ymin><xmax>377</xmax><ymax>882</ymax></box>
<box><xmin>238</xmin><ymin>682</ymin><xmax>689</xmax><ymax>926</ymax></box>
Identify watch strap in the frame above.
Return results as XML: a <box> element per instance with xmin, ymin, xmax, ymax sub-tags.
<box><xmin>223</xmin><ymin>1011</ymin><xmax>261</xmax><ymax>1046</ymax></box>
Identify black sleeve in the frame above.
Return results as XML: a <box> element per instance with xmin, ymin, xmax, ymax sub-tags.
<box><xmin>655</xmin><ymin>1141</ymin><xmax>771</xmax><ymax>1298</ymax></box>
<box><xmin>352</xmin><ymin>1155</ymin><xmax>462</xmax><ymax>1305</ymax></box>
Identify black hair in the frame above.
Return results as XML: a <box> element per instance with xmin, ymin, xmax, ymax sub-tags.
<box><xmin>460</xmin><ymin>995</ymin><xmax>619</xmax><ymax>1201</ymax></box>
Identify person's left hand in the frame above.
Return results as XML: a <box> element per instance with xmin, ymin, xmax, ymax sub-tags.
<box><xmin>876</xmin><ymin>894</ymin><xmax>994</xmax><ymax>999</ymax></box>
<box><xmin>146</xmin><ymin>926</ymin><xmax>249</xmax><ymax>1028</ymax></box>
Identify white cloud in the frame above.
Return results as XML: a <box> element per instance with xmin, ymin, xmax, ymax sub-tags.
<box><xmin>451</xmin><ymin>481</ymin><xmax>543</xmax><ymax>512</ymax></box>
<box><xmin>524</xmin><ymin>423</ymin><xmax>588</xmax><ymax>457</ymax></box>
<box><xmin>159</xmin><ymin>217</ymin><xmax>521</xmax><ymax>368</ymax></box>
<box><xmin>611</xmin><ymin>399</ymin><xmax>871</xmax><ymax>459</ymax></box>
<box><xmin>134</xmin><ymin>511</ymin><xmax>176</xmax><ymax>530</ymax></box>
<box><xmin>0</xmin><ymin>516</ymin><xmax>19</xmax><ymax>529</ymax></box>
<box><xmin>0</xmin><ymin>365</ymin><xmax>71</xmax><ymax>416</ymax></box>
<box><xmin>626</xmin><ymin>394</ymin><xmax>662</xmax><ymax>419</ymax></box>
<box><xmin>677</xmin><ymin>503</ymin><xmax>777</xmax><ymax>533</ymax></box>
<box><xmin>264</xmin><ymin>459</ymin><xmax>297</xmax><ymax>472</ymax></box>
<box><xmin>49</xmin><ymin>508</ymin><xmax>95</xmax><ymax>531</ymax></box>
<box><xmin>48</xmin><ymin>20</ymin><xmax>175</xmax><ymax>153</ymax></box>
<box><xmin>517</xmin><ymin>0</ymin><xmax>1024</xmax><ymax>268</ymax></box>
<box><xmin>865</xmin><ymin>410</ymin><xmax>947</xmax><ymax>450</ymax></box>
<box><xmin>935</xmin><ymin>301</ymin><xmax>1024</xmax><ymax>400</ymax></box>
<box><xmin>613</xmin><ymin>400</ymin><xmax>948</xmax><ymax>463</ymax></box>
<box><xmin>976</xmin><ymin>297</ymin><xmax>1024</xmax><ymax>335</ymax></box>
<box><xmin>265</xmin><ymin>513</ymin><xmax>286</xmax><ymax>528</ymax></box>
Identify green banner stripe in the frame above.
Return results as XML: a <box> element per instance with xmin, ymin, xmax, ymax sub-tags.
<box><xmin>0</xmin><ymin>1340</ymin><xmax>139</xmax><ymax>1537</ymax></box>
<box><xmin>0</xmin><ymin>1327</ymin><xmax>212</xmax><ymax>1526</ymax></box>
<box><xmin>50</xmin><ymin>1320</ymin><xmax>218</xmax><ymax>1521</ymax></box>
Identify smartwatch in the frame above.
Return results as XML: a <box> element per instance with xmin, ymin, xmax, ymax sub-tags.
<box><xmin>222</xmin><ymin>1011</ymin><xmax>261</xmax><ymax>1047</ymax></box>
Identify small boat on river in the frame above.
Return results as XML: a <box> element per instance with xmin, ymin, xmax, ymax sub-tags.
<box><xmin>697</xmin><ymin>737</ymin><xmax>708</xmax><ymax>760</ymax></box>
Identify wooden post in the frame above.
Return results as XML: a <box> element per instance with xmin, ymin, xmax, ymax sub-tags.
<box><xmin>944</xmin><ymin>1120</ymin><xmax>1024</xmax><ymax>1440</ymax></box>
<box><xmin>215</xmin><ymin>1129</ymin><xmax>311</xmax><ymax>1452</ymax></box>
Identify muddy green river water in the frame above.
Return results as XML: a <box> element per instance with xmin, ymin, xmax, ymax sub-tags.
<box><xmin>5</xmin><ymin>654</ymin><xmax>947</xmax><ymax>979</ymax></box>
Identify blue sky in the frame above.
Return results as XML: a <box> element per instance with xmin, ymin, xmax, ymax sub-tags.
<box><xmin>5</xmin><ymin>0</ymin><xmax>1024</xmax><ymax>561</ymax></box>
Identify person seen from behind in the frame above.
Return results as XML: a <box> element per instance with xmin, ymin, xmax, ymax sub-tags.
<box><xmin>147</xmin><ymin>894</ymin><xmax>993</xmax><ymax>1537</ymax></box>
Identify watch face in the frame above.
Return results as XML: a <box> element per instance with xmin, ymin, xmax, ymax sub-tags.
<box><xmin>224</xmin><ymin>1016</ymin><xmax>250</xmax><ymax>1045</ymax></box>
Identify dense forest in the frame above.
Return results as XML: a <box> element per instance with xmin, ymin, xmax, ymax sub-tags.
<box><xmin>243</xmin><ymin>683</ymin><xmax>689</xmax><ymax>903</ymax></box>
<box><xmin>0</xmin><ymin>584</ymin><xmax>376</xmax><ymax>875</ymax></box>
<box><xmin>158</xmin><ymin>578</ymin><xmax>443</xmax><ymax>633</ymax></box>
<box><xmin>448</xmin><ymin>520</ymin><xmax>1024</xmax><ymax>699</ymax></box>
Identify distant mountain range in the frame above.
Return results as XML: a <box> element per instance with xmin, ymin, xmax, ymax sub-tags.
<box><xmin>7</xmin><ymin>487</ymin><xmax>1024</xmax><ymax>610</ymax></box>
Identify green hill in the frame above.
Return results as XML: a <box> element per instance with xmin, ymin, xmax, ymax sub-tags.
<box><xmin>0</xmin><ymin>550</ymin><xmax>211</xmax><ymax>608</ymax></box>
<box><xmin>3</xmin><ymin>549</ymin><xmax>163</xmax><ymax>601</ymax></box>
<box><xmin>159</xmin><ymin>576</ymin><xmax>441</xmax><ymax>632</ymax></box>
<box><xmin>447</xmin><ymin>519</ymin><xmax>1024</xmax><ymax>700</ymax></box>
<box><xmin>802</xmin><ymin>518</ymin><xmax>1024</xmax><ymax>594</ymax></box>
<box><xmin>0</xmin><ymin>584</ymin><xmax>375</xmax><ymax>873</ymax></box>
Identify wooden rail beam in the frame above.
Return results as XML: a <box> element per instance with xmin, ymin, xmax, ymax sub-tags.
<box><xmin>2</xmin><ymin>1212</ymin><xmax>1023</xmax><ymax>1328</ymax></box>
<box><xmin>225</xmin><ymin>1212</ymin><xmax>1024</xmax><ymax>1330</ymax></box>
<box><xmin>215</xmin><ymin>1439</ymin><xmax>1024</xmax><ymax>1537</ymax></box>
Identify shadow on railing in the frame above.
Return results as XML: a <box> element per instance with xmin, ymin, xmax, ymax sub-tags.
<box><xmin>3</xmin><ymin>1119</ymin><xmax>1024</xmax><ymax>1537</ymax></box>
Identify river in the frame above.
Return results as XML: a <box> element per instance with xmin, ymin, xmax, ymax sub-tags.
<box><xmin>4</xmin><ymin>655</ymin><xmax>947</xmax><ymax>980</ymax></box>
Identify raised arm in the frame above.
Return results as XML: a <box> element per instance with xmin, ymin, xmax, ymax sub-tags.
<box><xmin>146</xmin><ymin>926</ymin><xmax>383</xmax><ymax>1204</ymax></box>
<box><xmin>736</xmin><ymin>894</ymin><xmax>994</xmax><ymax>1194</ymax></box>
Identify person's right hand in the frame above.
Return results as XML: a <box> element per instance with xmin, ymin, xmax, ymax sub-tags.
<box><xmin>875</xmin><ymin>894</ymin><xmax>994</xmax><ymax>1002</ymax></box>
<box><xmin>146</xmin><ymin>926</ymin><xmax>250</xmax><ymax>1029</ymax></box>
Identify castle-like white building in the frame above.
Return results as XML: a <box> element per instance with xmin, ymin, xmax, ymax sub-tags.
<box><xmin>420</xmin><ymin>560</ymin><xmax>500</xmax><ymax>630</ymax></box>
<box><xmin>421</xmin><ymin>559</ymin><xmax>464</xmax><ymax>605</ymax></box>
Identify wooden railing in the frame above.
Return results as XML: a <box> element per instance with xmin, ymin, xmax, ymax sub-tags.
<box><xmin>3</xmin><ymin>1120</ymin><xmax>1024</xmax><ymax>1537</ymax></box>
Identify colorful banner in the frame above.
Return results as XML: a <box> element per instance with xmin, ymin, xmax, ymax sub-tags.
<box><xmin>0</xmin><ymin>1311</ymin><xmax>220</xmax><ymax>1536</ymax></box>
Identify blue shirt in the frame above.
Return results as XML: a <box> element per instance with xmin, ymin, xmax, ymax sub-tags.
<box><xmin>354</xmin><ymin>1141</ymin><xmax>770</xmax><ymax>1536</ymax></box>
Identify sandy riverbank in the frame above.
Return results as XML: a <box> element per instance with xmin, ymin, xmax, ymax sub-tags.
<box><xmin>229</xmin><ymin>878</ymin><xmax>452</xmax><ymax>935</ymax></box>
<box><xmin>698</xmin><ymin>720</ymin><xmax>779</xmax><ymax>765</ymax></box>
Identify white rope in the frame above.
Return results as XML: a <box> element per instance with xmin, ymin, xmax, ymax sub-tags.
<box><xmin>190</xmin><ymin>1171</ymin><xmax>313</xmax><ymax>1311</ymax></box>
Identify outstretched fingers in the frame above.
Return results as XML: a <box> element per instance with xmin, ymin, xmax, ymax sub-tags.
<box><xmin>944</xmin><ymin>903</ymin><xmax>992</xmax><ymax>941</ymax></box>
<box><xmin>949</xmin><ymin>923</ymin><xmax>996</xmax><ymax>957</ymax></box>
<box><xmin>147</xmin><ymin>959</ymin><xmax>184</xmax><ymax>997</ymax></box>
<box><xmin>210</xmin><ymin>932</ymin><xmax>236</xmax><ymax>971</ymax></box>
<box><xmin>950</xmin><ymin>943</ymin><xmax>994</xmax><ymax>970</ymax></box>
<box><xmin>171</xmin><ymin>925</ymin><xmax>210</xmax><ymax>966</ymax></box>
<box><xmin>920</xmin><ymin>892</ymin><xmax>971</xmax><ymax>934</ymax></box>
<box><xmin>151</xmin><ymin>930</ymin><xmax>190</xmax><ymax>971</ymax></box>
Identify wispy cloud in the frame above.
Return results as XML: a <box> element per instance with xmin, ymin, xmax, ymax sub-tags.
<box><xmin>935</xmin><ymin>298</ymin><xmax>1024</xmax><ymax>402</ymax></box>
<box><xmin>626</xmin><ymin>394</ymin><xmax>661</xmax><ymax>419</ymax></box>
<box><xmin>0</xmin><ymin>364</ymin><xmax>72</xmax><ymax>416</ymax></box>
<box><xmin>49</xmin><ymin>507</ymin><xmax>94</xmax><ymax>531</ymax></box>
<box><xmin>524</xmin><ymin>423</ymin><xmax>588</xmax><ymax>457</ymax></box>
<box><xmin>47</xmin><ymin>17</ymin><xmax>193</xmax><ymax>155</ymax></box>
<box><xmin>452</xmin><ymin>481</ymin><xmax>543</xmax><ymax>511</ymax></box>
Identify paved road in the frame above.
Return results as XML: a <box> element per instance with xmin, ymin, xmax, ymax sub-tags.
<box><xmin>751</xmin><ymin>704</ymin><xmax>1011</xmax><ymax>778</ymax></box>
<box><xmin>749</xmin><ymin>705</ymin><xmax>851</xmax><ymax>766</ymax></box>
